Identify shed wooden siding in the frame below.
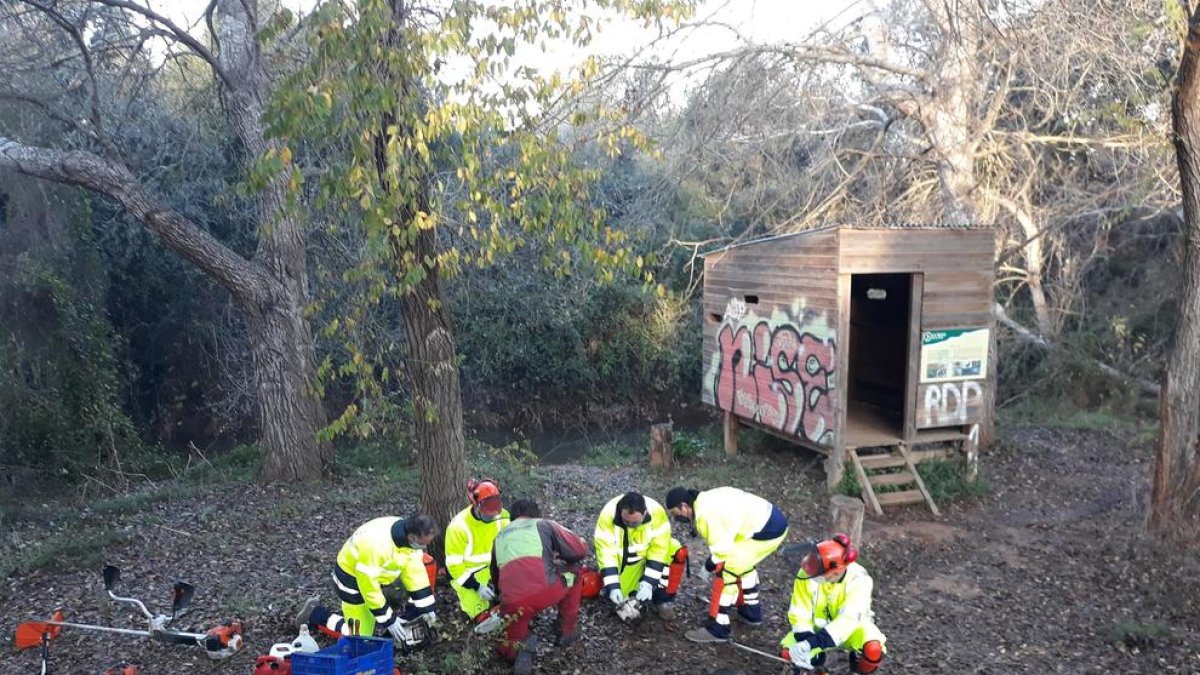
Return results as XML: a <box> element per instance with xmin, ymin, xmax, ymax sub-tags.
<box><xmin>701</xmin><ymin>230</ymin><xmax>841</xmax><ymax>447</ymax></box>
<box><xmin>838</xmin><ymin>228</ymin><xmax>995</xmax><ymax>430</ymax></box>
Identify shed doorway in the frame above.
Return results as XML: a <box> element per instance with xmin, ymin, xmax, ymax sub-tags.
<box><xmin>846</xmin><ymin>273</ymin><xmax>919</xmax><ymax>447</ymax></box>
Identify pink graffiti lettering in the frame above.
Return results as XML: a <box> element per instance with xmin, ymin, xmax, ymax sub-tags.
<box><xmin>711</xmin><ymin>317</ymin><xmax>837</xmax><ymax>444</ymax></box>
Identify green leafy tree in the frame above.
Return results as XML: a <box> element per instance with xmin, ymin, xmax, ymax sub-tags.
<box><xmin>268</xmin><ymin>0</ymin><xmax>691</xmax><ymax>527</ymax></box>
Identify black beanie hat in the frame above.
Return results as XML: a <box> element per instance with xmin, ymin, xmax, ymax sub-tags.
<box><xmin>665</xmin><ymin>487</ymin><xmax>696</xmax><ymax>509</ymax></box>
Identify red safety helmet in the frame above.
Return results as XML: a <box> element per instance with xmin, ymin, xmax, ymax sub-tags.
<box><xmin>467</xmin><ymin>478</ymin><xmax>503</xmax><ymax>520</ymax></box>
<box><xmin>798</xmin><ymin>533</ymin><xmax>857</xmax><ymax>580</ymax></box>
<box><xmin>579</xmin><ymin>567</ymin><xmax>602</xmax><ymax>599</ymax></box>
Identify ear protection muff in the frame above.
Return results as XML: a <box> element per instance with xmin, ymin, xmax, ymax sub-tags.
<box><xmin>832</xmin><ymin>532</ymin><xmax>858</xmax><ymax>565</ymax></box>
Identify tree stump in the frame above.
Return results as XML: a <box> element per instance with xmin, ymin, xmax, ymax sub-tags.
<box><xmin>830</xmin><ymin>495</ymin><xmax>865</xmax><ymax>544</ymax></box>
<box><xmin>650</xmin><ymin>422</ymin><xmax>674</xmax><ymax>469</ymax></box>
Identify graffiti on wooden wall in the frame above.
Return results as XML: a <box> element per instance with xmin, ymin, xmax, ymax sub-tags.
<box><xmin>703</xmin><ymin>299</ymin><xmax>838</xmax><ymax>445</ymax></box>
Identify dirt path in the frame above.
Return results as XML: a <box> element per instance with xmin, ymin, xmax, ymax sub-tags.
<box><xmin>2</xmin><ymin>425</ymin><xmax>1198</xmax><ymax>674</ymax></box>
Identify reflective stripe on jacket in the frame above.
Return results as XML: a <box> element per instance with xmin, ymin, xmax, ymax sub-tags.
<box><xmin>694</xmin><ymin>486</ymin><xmax>778</xmax><ymax>565</ymax></box>
<box><xmin>333</xmin><ymin>517</ymin><xmax>434</xmax><ymax>626</ymax></box>
<box><xmin>787</xmin><ymin>562</ymin><xmax>875</xmax><ymax>646</ymax></box>
<box><xmin>593</xmin><ymin>495</ymin><xmax>672</xmax><ymax>592</ymax></box>
<box><xmin>446</xmin><ymin>506</ymin><xmax>510</xmax><ymax>589</ymax></box>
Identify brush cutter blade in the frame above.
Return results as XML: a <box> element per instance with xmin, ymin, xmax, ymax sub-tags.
<box><xmin>103</xmin><ymin>565</ymin><xmax>120</xmax><ymax>591</ymax></box>
<box><xmin>171</xmin><ymin>581</ymin><xmax>195</xmax><ymax>614</ymax></box>
<box><xmin>15</xmin><ymin>611</ymin><xmax>64</xmax><ymax>650</ymax></box>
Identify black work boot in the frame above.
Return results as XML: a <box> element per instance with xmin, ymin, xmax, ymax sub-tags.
<box><xmin>513</xmin><ymin>635</ymin><xmax>539</xmax><ymax>675</ymax></box>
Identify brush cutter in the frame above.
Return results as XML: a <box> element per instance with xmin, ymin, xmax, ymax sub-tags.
<box><xmin>14</xmin><ymin>565</ymin><xmax>244</xmax><ymax>662</ymax></box>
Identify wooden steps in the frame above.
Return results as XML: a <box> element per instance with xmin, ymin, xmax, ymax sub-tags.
<box><xmin>848</xmin><ymin>443</ymin><xmax>944</xmax><ymax>516</ymax></box>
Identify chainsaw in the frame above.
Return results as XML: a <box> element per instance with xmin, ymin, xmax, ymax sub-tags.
<box><xmin>14</xmin><ymin>565</ymin><xmax>245</xmax><ymax>663</ymax></box>
<box><xmin>615</xmin><ymin>597</ymin><xmax>642</xmax><ymax>622</ymax></box>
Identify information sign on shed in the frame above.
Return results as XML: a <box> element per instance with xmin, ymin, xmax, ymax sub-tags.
<box><xmin>919</xmin><ymin>328</ymin><xmax>989</xmax><ymax>382</ymax></box>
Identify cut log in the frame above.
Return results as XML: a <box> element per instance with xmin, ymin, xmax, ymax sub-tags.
<box><xmin>830</xmin><ymin>495</ymin><xmax>865</xmax><ymax>544</ymax></box>
<box><xmin>723</xmin><ymin>411</ymin><xmax>738</xmax><ymax>457</ymax></box>
<box><xmin>650</xmin><ymin>422</ymin><xmax>674</xmax><ymax>469</ymax></box>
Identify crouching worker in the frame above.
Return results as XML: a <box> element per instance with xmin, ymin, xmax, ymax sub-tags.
<box><xmin>446</xmin><ymin>478</ymin><xmax>510</xmax><ymax>633</ymax></box>
<box><xmin>594</xmin><ymin>491</ymin><xmax>687</xmax><ymax>621</ymax></box>
<box><xmin>491</xmin><ymin>499</ymin><xmax>588</xmax><ymax>675</ymax></box>
<box><xmin>781</xmin><ymin>534</ymin><xmax>886</xmax><ymax>674</ymax></box>
<box><xmin>296</xmin><ymin>515</ymin><xmax>438</xmax><ymax>649</ymax></box>
<box><xmin>667</xmin><ymin>486</ymin><xmax>788</xmax><ymax>643</ymax></box>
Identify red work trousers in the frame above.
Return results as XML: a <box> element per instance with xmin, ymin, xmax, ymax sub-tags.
<box><xmin>497</xmin><ymin>577</ymin><xmax>581</xmax><ymax>662</ymax></box>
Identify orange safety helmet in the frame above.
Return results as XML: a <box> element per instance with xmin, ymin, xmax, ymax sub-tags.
<box><xmin>799</xmin><ymin>532</ymin><xmax>857</xmax><ymax>580</ymax></box>
<box><xmin>579</xmin><ymin>567</ymin><xmax>602</xmax><ymax>599</ymax></box>
<box><xmin>467</xmin><ymin>478</ymin><xmax>503</xmax><ymax>520</ymax></box>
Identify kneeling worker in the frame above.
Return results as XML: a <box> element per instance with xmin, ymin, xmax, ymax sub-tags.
<box><xmin>781</xmin><ymin>533</ymin><xmax>886</xmax><ymax>674</ymax></box>
<box><xmin>297</xmin><ymin>515</ymin><xmax>438</xmax><ymax>647</ymax></box>
<box><xmin>593</xmin><ymin>491</ymin><xmax>687</xmax><ymax>620</ymax></box>
<box><xmin>446</xmin><ymin>478</ymin><xmax>509</xmax><ymax>631</ymax></box>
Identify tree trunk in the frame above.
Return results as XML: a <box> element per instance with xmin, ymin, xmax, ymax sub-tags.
<box><xmin>376</xmin><ymin>1</ymin><xmax>468</xmax><ymax>548</ymax></box>
<box><xmin>243</xmin><ymin>291</ymin><xmax>332</xmax><ymax>480</ymax></box>
<box><xmin>217</xmin><ymin>0</ymin><xmax>328</xmax><ymax>480</ymax></box>
<box><xmin>1150</xmin><ymin>7</ymin><xmax>1200</xmax><ymax>544</ymax></box>
<box><xmin>4</xmin><ymin>0</ymin><xmax>333</xmax><ymax>484</ymax></box>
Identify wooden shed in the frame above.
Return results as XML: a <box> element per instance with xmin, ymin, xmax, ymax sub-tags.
<box><xmin>700</xmin><ymin>225</ymin><xmax>996</xmax><ymax>514</ymax></box>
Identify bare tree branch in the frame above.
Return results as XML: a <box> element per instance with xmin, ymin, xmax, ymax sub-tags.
<box><xmin>21</xmin><ymin>0</ymin><xmax>116</xmax><ymax>156</ymax></box>
<box><xmin>994</xmin><ymin>303</ymin><xmax>1161</xmax><ymax>396</ymax></box>
<box><xmin>87</xmin><ymin>0</ymin><xmax>233</xmax><ymax>88</ymax></box>
<box><xmin>0</xmin><ymin>135</ymin><xmax>269</xmax><ymax>300</ymax></box>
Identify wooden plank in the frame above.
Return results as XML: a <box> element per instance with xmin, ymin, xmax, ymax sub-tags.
<box><xmin>849</xmin><ymin>449</ymin><xmax>883</xmax><ymax>516</ymax></box>
<box><xmin>839</xmin><ymin>254</ymin><xmax>994</xmax><ymax>274</ymax></box>
<box><xmin>838</xmin><ymin>228</ymin><xmax>995</xmax><ymax>252</ymax></box>
<box><xmin>829</xmin><ymin>271</ymin><xmax>852</xmax><ymax>492</ymax></box>
<box><xmin>708</xmin><ymin>243</ymin><xmax>841</xmax><ymax>259</ymax></box>
<box><xmin>857</xmin><ymin>453</ymin><xmax>907</xmax><ymax>470</ymax></box>
<box><xmin>704</xmin><ymin>270</ymin><xmax>842</xmax><ymax>289</ymax></box>
<box><xmin>875</xmin><ymin>489</ymin><xmax>926</xmax><ymax>506</ymax></box>
<box><xmin>913</xmin><ymin>428</ymin><xmax>968</xmax><ymax>444</ymax></box>
<box><xmin>723</xmin><ymin>411</ymin><xmax>738</xmax><ymax>457</ymax></box>
<box><xmin>707</xmin><ymin>255</ymin><xmax>840</xmax><ymax>270</ymax></box>
<box><xmin>838</xmin><ymin>236</ymin><xmax>993</xmax><ymax>255</ymax></box>
<box><xmin>898</xmin><ymin>443</ymin><xmax>941</xmax><ymax>516</ymax></box>
<box><xmin>868</xmin><ymin>470</ymin><xmax>916</xmax><ymax>487</ymax></box>
<box><xmin>904</xmin><ymin>274</ymin><xmax>924</xmax><ymax>442</ymax></box>
<box><xmin>921</xmin><ymin>313</ymin><xmax>994</xmax><ymax>329</ymax></box>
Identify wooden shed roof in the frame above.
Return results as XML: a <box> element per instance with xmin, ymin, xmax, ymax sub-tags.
<box><xmin>700</xmin><ymin>223</ymin><xmax>995</xmax><ymax>256</ymax></box>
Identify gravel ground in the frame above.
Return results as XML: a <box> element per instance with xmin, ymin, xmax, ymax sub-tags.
<box><xmin>2</xmin><ymin>425</ymin><xmax>1198</xmax><ymax>674</ymax></box>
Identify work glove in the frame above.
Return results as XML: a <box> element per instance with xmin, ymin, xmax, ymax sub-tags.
<box><xmin>634</xmin><ymin>580</ymin><xmax>654</xmax><ymax>603</ymax></box>
<box><xmin>420</xmin><ymin>611</ymin><xmax>438</xmax><ymax>627</ymax></box>
<box><xmin>478</xmin><ymin>584</ymin><xmax>497</xmax><ymax>603</ymax></box>
<box><xmin>386</xmin><ymin>620</ymin><xmax>412</xmax><ymax>644</ymax></box>
<box><xmin>607</xmin><ymin>588</ymin><xmax>624</xmax><ymax>605</ymax></box>
<box><xmin>789</xmin><ymin>640</ymin><xmax>813</xmax><ymax>669</ymax></box>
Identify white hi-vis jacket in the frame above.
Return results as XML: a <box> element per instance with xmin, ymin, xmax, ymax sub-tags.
<box><xmin>694</xmin><ymin>486</ymin><xmax>781</xmax><ymax>568</ymax></box>
<box><xmin>445</xmin><ymin>505</ymin><xmax>510</xmax><ymax>590</ymax></box>
<box><xmin>788</xmin><ymin>562</ymin><xmax>879</xmax><ymax>646</ymax></box>
<box><xmin>593</xmin><ymin>495</ymin><xmax>673</xmax><ymax>593</ymax></box>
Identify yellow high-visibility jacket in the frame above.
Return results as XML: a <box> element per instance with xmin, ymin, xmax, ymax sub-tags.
<box><xmin>694</xmin><ymin>486</ymin><xmax>777</xmax><ymax>565</ymax></box>
<box><xmin>445</xmin><ymin>506</ymin><xmax>510</xmax><ymax>590</ymax></box>
<box><xmin>333</xmin><ymin>517</ymin><xmax>434</xmax><ymax>627</ymax></box>
<box><xmin>593</xmin><ymin>495</ymin><xmax>672</xmax><ymax>592</ymax></box>
<box><xmin>787</xmin><ymin>562</ymin><xmax>876</xmax><ymax>646</ymax></box>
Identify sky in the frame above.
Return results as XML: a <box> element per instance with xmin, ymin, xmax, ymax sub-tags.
<box><xmin>158</xmin><ymin>0</ymin><xmax>866</xmax><ymax>61</ymax></box>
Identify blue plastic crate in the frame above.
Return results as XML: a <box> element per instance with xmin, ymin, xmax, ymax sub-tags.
<box><xmin>290</xmin><ymin>636</ymin><xmax>394</xmax><ymax>675</ymax></box>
